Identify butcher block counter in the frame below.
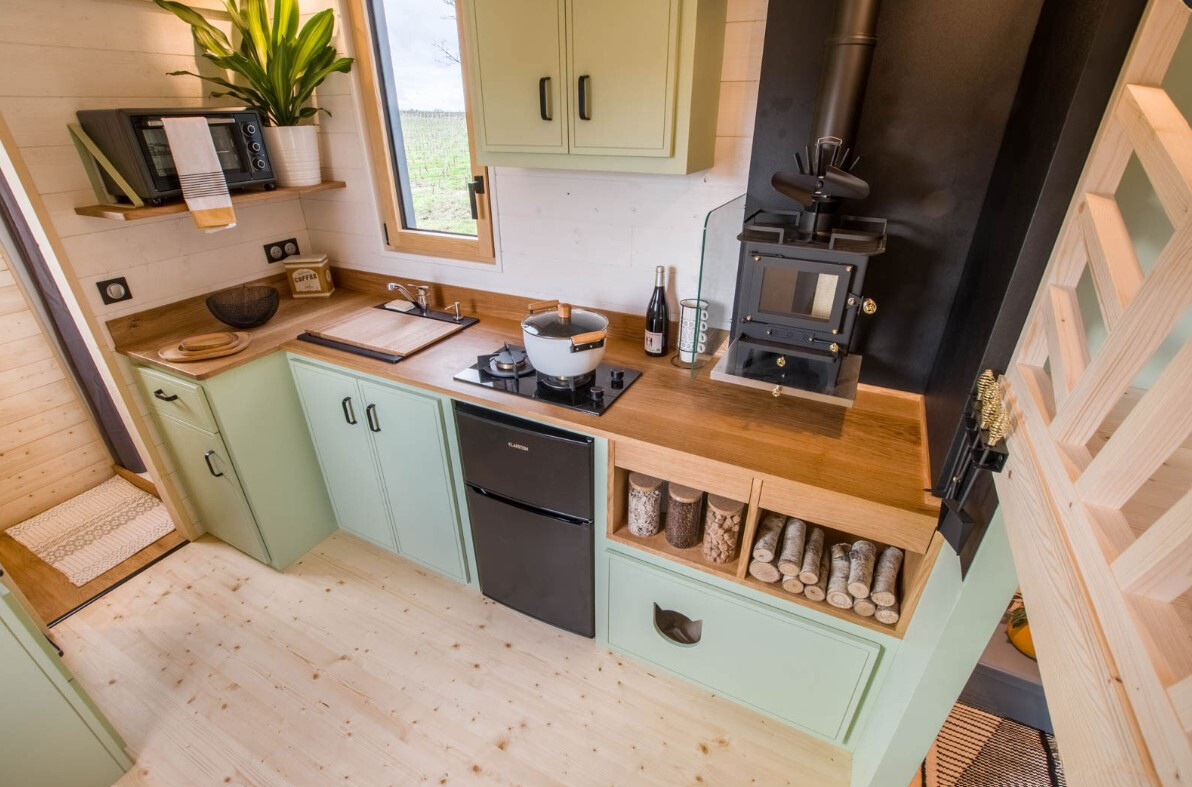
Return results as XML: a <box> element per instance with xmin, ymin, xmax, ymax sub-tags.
<box><xmin>110</xmin><ymin>270</ymin><xmax>941</xmax><ymax>556</ymax></box>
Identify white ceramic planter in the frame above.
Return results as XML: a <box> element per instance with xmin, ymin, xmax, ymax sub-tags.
<box><xmin>262</xmin><ymin>125</ymin><xmax>321</xmax><ymax>187</ymax></box>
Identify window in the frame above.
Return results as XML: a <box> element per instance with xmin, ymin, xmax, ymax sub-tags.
<box><xmin>348</xmin><ymin>0</ymin><xmax>494</xmax><ymax>262</ymax></box>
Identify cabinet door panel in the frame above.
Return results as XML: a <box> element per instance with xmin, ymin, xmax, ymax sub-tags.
<box><xmin>360</xmin><ymin>381</ymin><xmax>465</xmax><ymax>580</ymax></box>
<box><xmin>466</xmin><ymin>0</ymin><xmax>567</xmax><ymax>153</ymax></box>
<box><xmin>155</xmin><ymin>416</ymin><xmax>270</xmax><ymax>564</ymax></box>
<box><xmin>1</xmin><ymin>590</ymin><xmax>128</xmax><ymax>787</ymax></box>
<box><xmin>290</xmin><ymin>363</ymin><xmax>396</xmax><ymax>550</ymax></box>
<box><xmin>568</xmin><ymin>0</ymin><xmax>679</xmax><ymax>156</ymax></box>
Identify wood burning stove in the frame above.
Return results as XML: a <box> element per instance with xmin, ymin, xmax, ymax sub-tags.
<box><xmin>714</xmin><ymin>0</ymin><xmax>885</xmax><ymax>406</ymax></box>
<box><xmin>713</xmin><ymin>212</ymin><xmax>883</xmax><ymax>404</ymax></box>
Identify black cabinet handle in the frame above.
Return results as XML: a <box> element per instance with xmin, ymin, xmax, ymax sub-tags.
<box><xmin>578</xmin><ymin>74</ymin><xmax>591</xmax><ymax>120</ymax></box>
<box><xmin>366</xmin><ymin>403</ymin><xmax>381</xmax><ymax>433</ymax></box>
<box><xmin>538</xmin><ymin>76</ymin><xmax>552</xmax><ymax>120</ymax></box>
<box><xmin>342</xmin><ymin>396</ymin><xmax>357</xmax><ymax>425</ymax></box>
<box><xmin>203</xmin><ymin>450</ymin><xmax>224</xmax><ymax>478</ymax></box>
<box><xmin>153</xmin><ymin>389</ymin><xmax>179</xmax><ymax>402</ymax></box>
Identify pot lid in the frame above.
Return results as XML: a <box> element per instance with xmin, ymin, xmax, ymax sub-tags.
<box><xmin>523</xmin><ymin>302</ymin><xmax>607</xmax><ymax>339</ymax></box>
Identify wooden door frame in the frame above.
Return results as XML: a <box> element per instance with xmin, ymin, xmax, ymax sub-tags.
<box><xmin>0</xmin><ymin>117</ymin><xmax>201</xmax><ymax>544</ymax></box>
<box><xmin>993</xmin><ymin>0</ymin><xmax>1192</xmax><ymax>783</ymax></box>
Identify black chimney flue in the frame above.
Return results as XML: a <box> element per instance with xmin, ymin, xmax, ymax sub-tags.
<box><xmin>809</xmin><ymin>0</ymin><xmax>881</xmax><ymax>157</ymax></box>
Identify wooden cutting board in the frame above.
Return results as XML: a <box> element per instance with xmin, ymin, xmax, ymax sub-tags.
<box><xmin>307</xmin><ymin>309</ymin><xmax>465</xmax><ymax>358</ymax></box>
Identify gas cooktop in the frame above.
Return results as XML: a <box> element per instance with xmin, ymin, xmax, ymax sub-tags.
<box><xmin>453</xmin><ymin>344</ymin><xmax>642</xmax><ymax>416</ymax></box>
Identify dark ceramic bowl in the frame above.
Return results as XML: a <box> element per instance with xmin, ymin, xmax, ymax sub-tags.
<box><xmin>206</xmin><ymin>285</ymin><xmax>280</xmax><ymax>329</ymax></box>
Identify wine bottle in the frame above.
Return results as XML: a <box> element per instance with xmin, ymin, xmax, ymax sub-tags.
<box><xmin>644</xmin><ymin>265</ymin><xmax>668</xmax><ymax>356</ymax></box>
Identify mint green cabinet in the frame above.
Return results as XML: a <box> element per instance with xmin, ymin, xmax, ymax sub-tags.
<box><xmin>567</xmin><ymin>0</ymin><xmax>679</xmax><ymax>156</ymax></box>
<box><xmin>154</xmin><ymin>415</ymin><xmax>270</xmax><ymax>564</ymax></box>
<box><xmin>466</xmin><ymin>0</ymin><xmax>567</xmax><ymax>153</ymax></box>
<box><xmin>359</xmin><ymin>380</ymin><xmax>466</xmax><ymax>578</ymax></box>
<box><xmin>0</xmin><ymin>579</ymin><xmax>131</xmax><ymax>786</ymax></box>
<box><xmin>289</xmin><ymin>362</ymin><xmax>396</xmax><ymax>550</ymax></box>
<box><xmin>606</xmin><ymin>551</ymin><xmax>879</xmax><ymax>743</ymax></box>
<box><xmin>461</xmin><ymin>0</ymin><xmax>726</xmax><ymax>174</ymax></box>
<box><xmin>289</xmin><ymin>358</ymin><xmax>468</xmax><ymax>582</ymax></box>
<box><xmin>135</xmin><ymin>356</ymin><xmax>336</xmax><ymax>569</ymax></box>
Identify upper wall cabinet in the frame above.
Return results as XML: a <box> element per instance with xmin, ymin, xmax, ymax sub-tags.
<box><xmin>461</xmin><ymin>0</ymin><xmax>726</xmax><ymax>174</ymax></box>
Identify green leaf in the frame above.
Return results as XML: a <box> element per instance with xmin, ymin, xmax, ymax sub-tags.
<box><xmin>292</xmin><ymin>10</ymin><xmax>335</xmax><ymax>74</ymax></box>
<box><xmin>154</xmin><ymin>0</ymin><xmax>232</xmax><ymax>56</ymax></box>
<box><xmin>271</xmin><ymin>0</ymin><xmax>298</xmax><ymax>48</ymax></box>
<box><xmin>242</xmin><ymin>0</ymin><xmax>270</xmax><ymax>67</ymax></box>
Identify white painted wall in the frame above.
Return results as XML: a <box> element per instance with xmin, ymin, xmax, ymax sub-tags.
<box><xmin>302</xmin><ymin>0</ymin><xmax>767</xmax><ymax>325</ymax></box>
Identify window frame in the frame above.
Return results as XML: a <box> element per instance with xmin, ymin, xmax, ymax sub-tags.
<box><xmin>345</xmin><ymin>0</ymin><xmax>495</xmax><ymax>263</ymax></box>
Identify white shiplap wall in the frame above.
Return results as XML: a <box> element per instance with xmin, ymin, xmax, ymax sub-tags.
<box><xmin>0</xmin><ymin>0</ymin><xmax>311</xmax><ymax>531</ymax></box>
<box><xmin>0</xmin><ymin>0</ymin><xmax>311</xmax><ymax>323</ymax></box>
<box><xmin>302</xmin><ymin>0</ymin><xmax>767</xmax><ymax>322</ymax></box>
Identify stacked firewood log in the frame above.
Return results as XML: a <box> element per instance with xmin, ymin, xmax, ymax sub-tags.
<box><xmin>748</xmin><ymin>514</ymin><xmax>903</xmax><ymax>626</ymax></box>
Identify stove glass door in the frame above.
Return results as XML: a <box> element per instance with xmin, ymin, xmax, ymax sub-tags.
<box><xmin>745</xmin><ymin>255</ymin><xmax>852</xmax><ymax>334</ymax></box>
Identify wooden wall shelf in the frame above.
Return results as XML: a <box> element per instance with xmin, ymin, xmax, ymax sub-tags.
<box><xmin>74</xmin><ymin>181</ymin><xmax>346</xmax><ymax>222</ymax></box>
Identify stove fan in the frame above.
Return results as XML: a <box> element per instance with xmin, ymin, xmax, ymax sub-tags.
<box><xmin>771</xmin><ymin>137</ymin><xmax>870</xmax><ymax>215</ymax></box>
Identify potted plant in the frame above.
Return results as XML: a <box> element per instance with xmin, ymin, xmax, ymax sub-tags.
<box><xmin>155</xmin><ymin>0</ymin><xmax>353</xmax><ymax>187</ymax></box>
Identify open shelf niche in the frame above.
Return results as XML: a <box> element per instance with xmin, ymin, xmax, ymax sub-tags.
<box><xmin>607</xmin><ymin>439</ymin><xmax>943</xmax><ymax>639</ymax></box>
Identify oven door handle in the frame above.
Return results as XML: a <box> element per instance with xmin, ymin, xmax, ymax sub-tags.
<box><xmin>144</xmin><ymin>117</ymin><xmax>235</xmax><ymax>127</ymax></box>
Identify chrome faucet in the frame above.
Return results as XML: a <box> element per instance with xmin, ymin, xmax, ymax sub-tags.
<box><xmin>387</xmin><ymin>282</ymin><xmax>429</xmax><ymax>313</ymax></box>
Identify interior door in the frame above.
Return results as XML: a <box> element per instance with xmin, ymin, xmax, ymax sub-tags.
<box><xmin>992</xmin><ymin>1</ymin><xmax>1192</xmax><ymax>782</ymax></box>
<box><xmin>464</xmin><ymin>0</ymin><xmax>568</xmax><ymax>153</ymax></box>
<box><xmin>289</xmin><ymin>363</ymin><xmax>396</xmax><ymax>551</ymax></box>
<box><xmin>154</xmin><ymin>416</ymin><xmax>270</xmax><ymax>565</ymax></box>
<box><xmin>359</xmin><ymin>380</ymin><xmax>466</xmax><ymax>580</ymax></box>
<box><xmin>567</xmin><ymin>0</ymin><xmax>680</xmax><ymax>156</ymax></box>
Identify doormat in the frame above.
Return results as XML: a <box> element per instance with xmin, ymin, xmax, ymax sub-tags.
<box><xmin>919</xmin><ymin>703</ymin><xmax>1065</xmax><ymax>787</ymax></box>
<box><xmin>7</xmin><ymin>476</ymin><xmax>173</xmax><ymax>586</ymax></box>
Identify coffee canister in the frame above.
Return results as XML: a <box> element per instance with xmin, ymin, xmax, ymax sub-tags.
<box><xmin>284</xmin><ymin>254</ymin><xmax>335</xmax><ymax>298</ymax></box>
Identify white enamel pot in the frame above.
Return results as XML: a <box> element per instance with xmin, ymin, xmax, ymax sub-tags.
<box><xmin>262</xmin><ymin>125</ymin><xmax>321</xmax><ymax>187</ymax></box>
<box><xmin>521</xmin><ymin>300</ymin><xmax>608</xmax><ymax>379</ymax></box>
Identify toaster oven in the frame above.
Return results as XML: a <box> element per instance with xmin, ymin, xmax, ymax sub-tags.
<box><xmin>76</xmin><ymin>108</ymin><xmax>276</xmax><ymax>204</ymax></box>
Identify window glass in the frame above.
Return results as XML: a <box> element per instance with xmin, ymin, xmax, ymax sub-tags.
<box><xmin>374</xmin><ymin>0</ymin><xmax>478</xmax><ymax>236</ymax></box>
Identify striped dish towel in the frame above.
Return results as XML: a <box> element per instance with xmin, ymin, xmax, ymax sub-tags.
<box><xmin>161</xmin><ymin>116</ymin><xmax>237</xmax><ymax>231</ymax></box>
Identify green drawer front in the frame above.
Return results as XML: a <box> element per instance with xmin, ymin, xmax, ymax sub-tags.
<box><xmin>607</xmin><ymin>553</ymin><xmax>879</xmax><ymax>741</ymax></box>
<box><xmin>136</xmin><ymin>365</ymin><xmax>218</xmax><ymax>433</ymax></box>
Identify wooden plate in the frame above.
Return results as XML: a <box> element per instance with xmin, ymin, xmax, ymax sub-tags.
<box><xmin>159</xmin><ymin>332</ymin><xmax>251</xmax><ymax>362</ymax></box>
<box><xmin>178</xmin><ymin>332</ymin><xmax>239</xmax><ymax>352</ymax></box>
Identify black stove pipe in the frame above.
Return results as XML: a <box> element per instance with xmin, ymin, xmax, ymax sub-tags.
<box><xmin>808</xmin><ymin>0</ymin><xmax>881</xmax><ymax>159</ymax></box>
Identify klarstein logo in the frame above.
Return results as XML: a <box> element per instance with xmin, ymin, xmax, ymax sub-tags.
<box><xmin>507</xmin><ymin>442</ymin><xmax>529</xmax><ymax>452</ymax></box>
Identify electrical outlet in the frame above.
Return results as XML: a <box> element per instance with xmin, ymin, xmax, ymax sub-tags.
<box><xmin>263</xmin><ymin>237</ymin><xmax>300</xmax><ymax>263</ymax></box>
<box><xmin>97</xmin><ymin>277</ymin><xmax>132</xmax><ymax>305</ymax></box>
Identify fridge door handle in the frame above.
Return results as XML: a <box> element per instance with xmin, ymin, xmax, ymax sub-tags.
<box><xmin>467</xmin><ymin>484</ymin><xmax>590</xmax><ymax>526</ymax></box>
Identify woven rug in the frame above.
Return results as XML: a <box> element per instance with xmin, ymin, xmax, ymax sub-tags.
<box><xmin>920</xmin><ymin>703</ymin><xmax>1065</xmax><ymax>787</ymax></box>
<box><xmin>7</xmin><ymin>476</ymin><xmax>173</xmax><ymax>586</ymax></box>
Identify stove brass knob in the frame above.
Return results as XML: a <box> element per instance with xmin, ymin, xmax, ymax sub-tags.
<box><xmin>829</xmin><ymin>342</ymin><xmax>840</xmax><ymax>353</ymax></box>
<box><xmin>771</xmin><ymin>385</ymin><xmax>782</xmax><ymax>398</ymax></box>
<box><xmin>776</xmin><ymin>356</ymin><xmax>786</xmax><ymax>367</ymax></box>
<box><xmin>862</xmin><ymin>297</ymin><xmax>877</xmax><ymax>315</ymax></box>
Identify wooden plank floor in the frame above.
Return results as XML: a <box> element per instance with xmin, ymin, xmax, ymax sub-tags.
<box><xmin>0</xmin><ymin>529</ymin><xmax>187</xmax><ymax>623</ymax></box>
<box><xmin>54</xmin><ymin>534</ymin><xmax>850</xmax><ymax>786</ymax></box>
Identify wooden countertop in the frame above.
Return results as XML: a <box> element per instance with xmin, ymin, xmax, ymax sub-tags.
<box><xmin>111</xmin><ymin>275</ymin><xmax>940</xmax><ymax>528</ymax></box>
